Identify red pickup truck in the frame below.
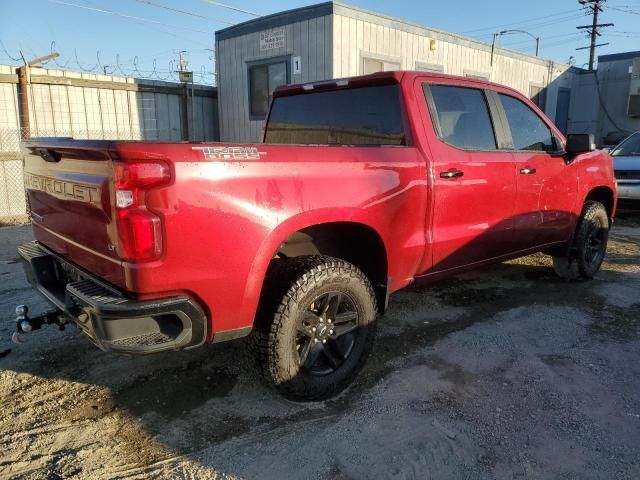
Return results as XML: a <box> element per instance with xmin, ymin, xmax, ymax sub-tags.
<box><xmin>17</xmin><ymin>71</ymin><xmax>616</xmax><ymax>400</ymax></box>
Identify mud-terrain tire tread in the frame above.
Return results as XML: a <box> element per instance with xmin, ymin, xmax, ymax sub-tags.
<box><xmin>250</xmin><ymin>255</ymin><xmax>377</xmax><ymax>401</ymax></box>
<box><xmin>552</xmin><ymin>201</ymin><xmax>609</xmax><ymax>281</ymax></box>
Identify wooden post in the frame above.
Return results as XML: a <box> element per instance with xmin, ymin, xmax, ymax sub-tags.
<box><xmin>181</xmin><ymin>83</ymin><xmax>190</xmax><ymax>141</ymax></box>
<box><xmin>17</xmin><ymin>66</ymin><xmax>30</xmax><ymax>138</ymax></box>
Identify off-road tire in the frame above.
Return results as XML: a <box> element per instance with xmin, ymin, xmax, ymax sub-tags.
<box><xmin>552</xmin><ymin>201</ymin><xmax>609</xmax><ymax>280</ymax></box>
<box><xmin>251</xmin><ymin>256</ymin><xmax>377</xmax><ymax>401</ymax></box>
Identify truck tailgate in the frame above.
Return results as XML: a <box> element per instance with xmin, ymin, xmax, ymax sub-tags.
<box><xmin>22</xmin><ymin>139</ymin><xmax>124</xmax><ymax>285</ymax></box>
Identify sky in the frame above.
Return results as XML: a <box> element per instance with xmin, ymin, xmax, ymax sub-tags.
<box><xmin>1</xmin><ymin>0</ymin><xmax>639</xmax><ymax>84</ymax></box>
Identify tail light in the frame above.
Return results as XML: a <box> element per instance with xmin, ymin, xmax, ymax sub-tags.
<box><xmin>114</xmin><ymin>161</ymin><xmax>171</xmax><ymax>262</ymax></box>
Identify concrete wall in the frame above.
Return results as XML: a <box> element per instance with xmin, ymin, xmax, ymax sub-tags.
<box><xmin>565</xmin><ymin>54</ymin><xmax>640</xmax><ymax>145</ymax></box>
<box><xmin>592</xmin><ymin>56</ymin><xmax>640</xmax><ymax>142</ymax></box>
<box><xmin>0</xmin><ymin>64</ymin><xmax>219</xmax><ymax>224</ymax></box>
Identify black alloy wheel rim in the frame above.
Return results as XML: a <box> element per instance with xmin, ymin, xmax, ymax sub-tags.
<box><xmin>296</xmin><ymin>291</ymin><xmax>359</xmax><ymax>376</ymax></box>
<box><xmin>584</xmin><ymin>220</ymin><xmax>606</xmax><ymax>267</ymax></box>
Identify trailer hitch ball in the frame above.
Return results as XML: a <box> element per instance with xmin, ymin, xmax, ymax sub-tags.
<box><xmin>19</xmin><ymin>320</ymin><xmax>33</xmax><ymax>333</ymax></box>
<box><xmin>13</xmin><ymin>305</ymin><xmax>31</xmax><ymax>344</ymax></box>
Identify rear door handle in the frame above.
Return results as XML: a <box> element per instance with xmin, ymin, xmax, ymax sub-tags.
<box><xmin>440</xmin><ymin>169</ymin><xmax>464</xmax><ymax>179</ymax></box>
<box><xmin>519</xmin><ymin>167</ymin><xmax>537</xmax><ymax>175</ymax></box>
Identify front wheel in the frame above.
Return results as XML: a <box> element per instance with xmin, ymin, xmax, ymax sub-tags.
<box><xmin>252</xmin><ymin>256</ymin><xmax>378</xmax><ymax>401</ymax></box>
<box><xmin>552</xmin><ymin>201</ymin><xmax>610</xmax><ymax>280</ymax></box>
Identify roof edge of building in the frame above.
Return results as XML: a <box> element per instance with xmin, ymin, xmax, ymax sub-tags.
<box><xmin>598</xmin><ymin>50</ymin><xmax>640</xmax><ymax>63</ymax></box>
<box><xmin>215</xmin><ymin>1</ymin><xmax>570</xmax><ymax>69</ymax></box>
<box><xmin>216</xmin><ymin>2</ymin><xmax>333</xmax><ymax>41</ymax></box>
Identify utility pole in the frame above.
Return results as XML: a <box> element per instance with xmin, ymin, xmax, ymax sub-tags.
<box><xmin>176</xmin><ymin>50</ymin><xmax>192</xmax><ymax>141</ymax></box>
<box><xmin>576</xmin><ymin>0</ymin><xmax>614</xmax><ymax>71</ymax></box>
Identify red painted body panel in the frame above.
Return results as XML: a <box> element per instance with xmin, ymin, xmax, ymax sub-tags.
<box><xmin>22</xmin><ymin>72</ymin><xmax>617</xmax><ymax>341</ymax></box>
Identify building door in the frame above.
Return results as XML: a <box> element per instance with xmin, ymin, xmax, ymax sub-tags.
<box><xmin>555</xmin><ymin>88</ymin><xmax>571</xmax><ymax>135</ymax></box>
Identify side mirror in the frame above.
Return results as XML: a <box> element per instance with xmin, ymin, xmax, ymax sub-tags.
<box><xmin>565</xmin><ymin>133</ymin><xmax>596</xmax><ymax>154</ymax></box>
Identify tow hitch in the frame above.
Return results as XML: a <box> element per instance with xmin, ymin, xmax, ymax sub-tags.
<box><xmin>12</xmin><ymin>305</ymin><xmax>69</xmax><ymax>344</ymax></box>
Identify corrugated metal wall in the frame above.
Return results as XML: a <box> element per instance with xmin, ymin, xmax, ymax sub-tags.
<box><xmin>0</xmin><ymin>64</ymin><xmax>219</xmax><ymax>224</ymax></box>
<box><xmin>216</xmin><ymin>15</ymin><xmax>333</xmax><ymax>143</ymax></box>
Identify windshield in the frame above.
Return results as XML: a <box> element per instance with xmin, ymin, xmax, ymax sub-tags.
<box><xmin>611</xmin><ymin>133</ymin><xmax>640</xmax><ymax>157</ymax></box>
<box><xmin>264</xmin><ymin>85</ymin><xmax>406</xmax><ymax>146</ymax></box>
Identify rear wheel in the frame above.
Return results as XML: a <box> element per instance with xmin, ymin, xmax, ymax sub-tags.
<box><xmin>552</xmin><ymin>201</ymin><xmax>609</xmax><ymax>280</ymax></box>
<box><xmin>252</xmin><ymin>256</ymin><xmax>377</xmax><ymax>401</ymax></box>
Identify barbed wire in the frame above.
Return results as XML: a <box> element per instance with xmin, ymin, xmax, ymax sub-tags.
<box><xmin>0</xmin><ymin>40</ymin><xmax>22</xmax><ymax>63</ymax></box>
<box><xmin>0</xmin><ymin>41</ymin><xmax>215</xmax><ymax>84</ymax></box>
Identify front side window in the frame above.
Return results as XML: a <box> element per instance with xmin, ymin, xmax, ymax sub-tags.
<box><xmin>249</xmin><ymin>60</ymin><xmax>288</xmax><ymax>118</ymax></box>
<box><xmin>264</xmin><ymin>84</ymin><xmax>405</xmax><ymax>146</ymax></box>
<box><xmin>500</xmin><ymin>94</ymin><xmax>555</xmax><ymax>152</ymax></box>
<box><xmin>426</xmin><ymin>85</ymin><xmax>497</xmax><ymax>150</ymax></box>
<box><xmin>611</xmin><ymin>133</ymin><xmax>640</xmax><ymax>157</ymax></box>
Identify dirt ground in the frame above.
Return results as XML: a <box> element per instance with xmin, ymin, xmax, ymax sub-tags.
<box><xmin>1</xmin><ymin>210</ymin><xmax>639</xmax><ymax>480</ymax></box>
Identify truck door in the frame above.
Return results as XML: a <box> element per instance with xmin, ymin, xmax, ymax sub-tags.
<box><xmin>418</xmin><ymin>83</ymin><xmax>518</xmax><ymax>273</ymax></box>
<box><xmin>497</xmin><ymin>93</ymin><xmax>578</xmax><ymax>249</ymax></box>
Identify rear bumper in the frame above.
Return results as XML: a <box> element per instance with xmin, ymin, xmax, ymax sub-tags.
<box><xmin>18</xmin><ymin>241</ymin><xmax>207</xmax><ymax>354</ymax></box>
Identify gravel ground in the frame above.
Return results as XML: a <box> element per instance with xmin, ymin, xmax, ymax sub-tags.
<box><xmin>0</xmin><ymin>210</ymin><xmax>639</xmax><ymax>479</ymax></box>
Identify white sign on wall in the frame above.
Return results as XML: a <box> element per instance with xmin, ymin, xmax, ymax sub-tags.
<box><xmin>292</xmin><ymin>56</ymin><xmax>301</xmax><ymax>75</ymax></box>
<box><xmin>260</xmin><ymin>28</ymin><xmax>286</xmax><ymax>51</ymax></box>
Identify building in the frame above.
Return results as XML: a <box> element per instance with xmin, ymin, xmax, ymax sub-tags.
<box><xmin>215</xmin><ymin>1</ymin><xmax>577</xmax><ymax>143</ymax></box>
<box><xmin>569</xmin><ymin>51</ymin><xmax>640</xmax><ymax>145</ymax></box>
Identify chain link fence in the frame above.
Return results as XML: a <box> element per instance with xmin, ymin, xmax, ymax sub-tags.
<box><xmin>0</xmin><ymin>127</ymin><xmax>150</xmax><ymax>226</ymax></box>
<box><xmin>0</xmin><ymin>128</ymin><xmax>28</xmax><ymax>225</ymax></box>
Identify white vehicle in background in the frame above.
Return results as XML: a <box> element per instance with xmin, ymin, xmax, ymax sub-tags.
<box><xmin>611</xmin><ymin>132</ymin><xmax>640</xmax><ymax>200</ymax></box>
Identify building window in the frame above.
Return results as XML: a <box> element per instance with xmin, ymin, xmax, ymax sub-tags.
<box><xmin>362</xmin><ymin>56</ymin><xmax>401</xmax><ymax>75</ymax></box>
<box><xmin>529</xmin><ymin>84</ymin><xmax>547</xmax><ymax>111</ymax></box>
<box><xmin>464</xmin><ymin>70</ymin><xmax>490</xmax><ymax>81</ymax></box>
<box><xmin>415</xmin><ymin>62</ymin><xmax>444</xmax><ymax>73</ymax></box>
<box><xmin>249</xmin><ymin>59</ymin><xmax>289</xmax><ymax>119</ymax></box>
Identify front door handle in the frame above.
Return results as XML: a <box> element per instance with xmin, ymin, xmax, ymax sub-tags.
<box><xmin>519</xmin><ymin>167</ymin><xmax>537</xmax><ymax>175</ymax></box>
<box><xmin>440</xmin><ymin>169</ymin><xmax>464</xmax><ymax>179</ymax></box>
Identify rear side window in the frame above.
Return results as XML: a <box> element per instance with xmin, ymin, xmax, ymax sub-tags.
<box><xmin>499</xmin><ymin>94</ymin><xmax>555</xmax><ymax>152</ymax></box>
<box><xmin>426</xmin><ymin>85</ymin><xmax>497</xmax><ymax>150</ymax></box>
<box><xmin>264</xmin><ymin>85</ymin><xmax>405</xmax><ymax>146</ymax></box>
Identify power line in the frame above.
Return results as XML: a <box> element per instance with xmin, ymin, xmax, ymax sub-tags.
<box><xmin>608</xmin><ymin>5</ymin><xmax>640</xmax><ymax>14</ymax></box>
<box><xmin>462</xmin><ymin>9</ymin><xmax>580</xmax><ymax>34</ymax></box>
<box><xmin>501</xmin><ymin>31</ymin><xmax>582</xmax><ymax>47</ymax></box>
<box><xmin>473</xmin><ymin>13</ymin><xmax>589</xmax><ymax>40</ymax></box>
<box><xmin>46</xmin><ymin>0</ymin><xmax>213</xmax><ymax>35</ymax></box>
<box><xmin>133</xmin><ymin>0</ymin><xmax>235</xmax><ymax>25</ymax></box>
<box><xmin>198</xmin><ymin>0</ymin><xmax>261</xmax><ymax>17</ymax></box>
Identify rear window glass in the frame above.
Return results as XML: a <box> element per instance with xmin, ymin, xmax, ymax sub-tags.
<box><xmin>427</xmin><ymin>85</ymin><xmax>497</xmax><ymax>150</ymax></box>
<box><xmin>264</xmin><ymin>85</ymin><xmax>406</xmax><ymax>146</ymax></box>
